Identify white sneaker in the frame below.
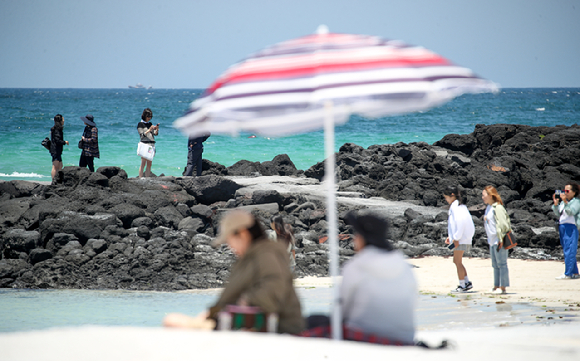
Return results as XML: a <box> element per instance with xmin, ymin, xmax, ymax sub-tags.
<box><xmin>491</xmin><ymin>288</ymin><xmax>506</xmax><ymax>294</ymax></box>
<box><xmin>555</xmin><ymin>274</ymin><xmax>571</xmax><ymax>280</ymax></box>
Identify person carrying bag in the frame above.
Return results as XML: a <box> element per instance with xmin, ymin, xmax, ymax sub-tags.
<box><xmin>136</xmin><ymin>108</ymin><xmax>158</xmax><ymax>177</ymax></box>
<box><xmin>482</xmin><ymin>186</ymin><xmax>511</xmax><ymax>294</ymax></box>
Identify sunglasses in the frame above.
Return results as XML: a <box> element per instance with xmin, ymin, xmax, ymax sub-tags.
<box><xmin>565</xmin><ymin>190</ymin><xmax>571</xmax><ymax>193</ymax></box>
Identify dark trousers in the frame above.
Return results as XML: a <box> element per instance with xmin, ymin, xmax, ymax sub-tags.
<box><xmin>184</xmin><ymin>148</ymin><xmax>203</xmax><ymax>176</ymax></box>
<box><xmin>79</xmin><ymin>154</ymin><xmax>95</xmax><ymax>172</ymax></box>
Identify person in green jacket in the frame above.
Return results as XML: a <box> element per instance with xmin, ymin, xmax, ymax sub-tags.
<box><xmin>482</xmin><ymin>186</ymin><xmax>511</xmax><ymax>294</ymax></box>
<box><xmin>163</xmin><ymin>210</ymin><xmax>304</xmax><ymax>334</ymax></box>
<box><xmin>552</xmin><ymin>183</ymin><xmax>580</xmax><ymax>280</ymax></box>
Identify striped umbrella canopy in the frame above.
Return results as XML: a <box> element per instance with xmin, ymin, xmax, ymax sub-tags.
<box><xmin>174</xmin><ymin>25</ymin><xmax>498</xmax><ymax>137</ymax></box>
<box><xmin>174</xmin><ymin>25</ymin><xmax>498</xmax><ymax>341</ymax></box>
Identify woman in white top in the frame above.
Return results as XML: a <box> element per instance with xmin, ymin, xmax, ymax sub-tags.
<box><xmin>443</xmin><ymin>185</ymin><xmax>475</xmax><ymax>293</ymax></box>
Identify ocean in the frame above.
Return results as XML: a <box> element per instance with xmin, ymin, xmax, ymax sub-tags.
<box><xmin>1</xmin><ymin>88</ymin><xmax>579</xmax><ymax>181</ymax></box>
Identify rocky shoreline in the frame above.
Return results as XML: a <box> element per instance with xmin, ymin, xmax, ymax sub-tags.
<box><xmin>1</xmin><ymin>123</ymin><xmax>579</xmax><ymax>291</ymax></box>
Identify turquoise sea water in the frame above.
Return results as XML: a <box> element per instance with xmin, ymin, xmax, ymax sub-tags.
<box><xmin>1</xmin><ymin>88</ymin><xmax>579</xmax><ymax>181</ymax></box>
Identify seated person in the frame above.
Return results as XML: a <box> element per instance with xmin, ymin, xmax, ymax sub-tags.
<box><xmin>163</xmin><ymin>210</ymin><xmax>304</xmax><ymax>334</ymax></box>
<box><xmin>340</xmin><ymin>211</ymin><xmax>417</xmax><ymax>344</ymax></box>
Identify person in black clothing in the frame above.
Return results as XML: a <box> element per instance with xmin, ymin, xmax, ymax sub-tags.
<box><xmin>184</xmin><ymin>133</ymin><xmax>210</xmax><ymax>176</ymax></box>
<box><xmin>79</xmin><ymin>114</ymin><xmax>99</xmax><ymax>172</ymax></box>
<box><xmin>50</xmin><ymin>114</ymin><xmax>69</xmax><ymax>182</ymax></box>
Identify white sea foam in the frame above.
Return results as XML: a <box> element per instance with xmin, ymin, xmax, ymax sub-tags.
<box><xmin>536</xmin><ymin>108</ymin><xmax>545</xmax><ymax>111</ymax></box>
<box><xmin>0</xmin><ymin>172</ymin><xmax>48</xmax><ymax>178</ymax></box>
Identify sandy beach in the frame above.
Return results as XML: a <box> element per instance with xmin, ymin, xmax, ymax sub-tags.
<box><xmin>297</xmin><ymin>255</ymin><xmax>580</xmax><ymax>319</ymax></box>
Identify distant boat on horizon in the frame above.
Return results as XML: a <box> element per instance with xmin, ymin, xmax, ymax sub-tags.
<box><xmin>128</xmin><ymin>83</ymin><xmax>152</xmax><ymax>89</ymax></box>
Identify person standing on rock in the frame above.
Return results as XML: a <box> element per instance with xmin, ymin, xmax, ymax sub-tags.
<box><xmin>49</xmin><ymin>114</ymin><xmax>69</xmax><ymax>182</ymax></box>
<box><xmin>482</xmin><ymin>186</ymin><xmax>511</xmax><ymax>294</ymax></box>
<box><xmin>183</xmin><ymin>132</ymin><xmax>210</xmax><ymax>176</ymax></box>
<box><xmin>552</xmin><ymin>183</ymin><xmax>580</xmax><ymax>280</ymax></box>
<box><xmin>79</xmin><ymin>114</ymin><xmax>99</xmax><ymax>172</ymax></box>
<box><xmin>443</xmin><ymin>185</ymin><xmax>475</xmax><ymax>292</ymax></box>
<box><xmin>267</xmin><ymin>215</ymin><xmax>296</xmax><ymax>273</ymax></box>
<box><xmin>137</xmin><ymin>108</ymin><xmax>158</xmax><ymax>178</ymax></box>
<box><xmin>163</xmin><ymin>210</ymin><xmax>304</xmax><ymax>334</ymax></box>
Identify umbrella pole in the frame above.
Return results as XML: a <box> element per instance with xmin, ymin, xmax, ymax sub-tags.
<box><xmin>324</xmin><ymin>100</ymin><xmax>342</xmax><ymax>341</ymax></box>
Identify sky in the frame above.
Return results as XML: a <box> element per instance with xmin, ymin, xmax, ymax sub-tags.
<box><xmin>1</xmin><ymin>0</ymin><xmax>579</xmax><ymax>89</ymax></box>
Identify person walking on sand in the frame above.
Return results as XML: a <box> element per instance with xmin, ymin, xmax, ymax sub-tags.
<box><xmin>49</xmin><ymin>114</ymin><xmax>69</xmax><ymax>182</ymax></box>
<box><xmin>443</xmin><ymin>185</ymin><xmax>475</xmax><ymax>292</ymax></box>
<box><xmin>79</xmin><ymin>114</ymin><xmax>99</xmax><ymax>172</ymax></box>
<box><xmin>183</xmin><ymin>132</ymin><xmax>210</xmax><ymax>176</ymax></box>
<box><xmin>552</xmin><ymin>183</ymin><xmax>580</xmax><ymax>280</ymax></box>
<box><xmin>482</xmin><ymin>186</ymin><xmax>511</xmax><ymax>294</ymax></box>
<box><xmin>137</xmin><ymin>108</ymin><xmax>158</xmax><ymax>178</ymax></box>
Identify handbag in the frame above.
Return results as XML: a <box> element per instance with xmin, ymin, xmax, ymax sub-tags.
<box><xmin>78</xmin><ymin>140</ymin><xmax>84</xmax><ymax>149</ymax></box>
<box><xmin>137</xmin><ymin>142</ymin><xmax>155</xmax><ymax>161</ymax></box>
<box><xmin>499</xmin><ymin>230</ymin><xmax>517</xmax><ymax>250</ymax></box>
<box><xmin>41</xmin><ymin>137</ymin><xmax>51</xmax><ymax>151</ymax></box>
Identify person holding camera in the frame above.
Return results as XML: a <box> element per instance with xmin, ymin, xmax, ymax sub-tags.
<box><xmin>482</xmin><ymin>186</ymin><xmax>511</xmax><ymax>294</ymax></box>
<box><xmin>137</xmin><ymin>108</ymin><xmax>158</xmax><ymax>178</ymax></box>
<box><xmin>443</xmin><ymin>185</ymin><xmax>475</xmax><ymax>292</ymax></box>
<box><xmin>552</xmin><ymin>183</ymin><xmax>580</xmax><ymax>280</ymax></box>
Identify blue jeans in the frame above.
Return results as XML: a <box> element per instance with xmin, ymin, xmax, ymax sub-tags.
<box><xmin>559</xmin><ymin>224</ymin><xmax>579</xmax><ymax>276</ymax></box>
<box><xmin>490</xmin><ymin>245</ymin><xmax>510</xmax><ymax>287</ymax></box>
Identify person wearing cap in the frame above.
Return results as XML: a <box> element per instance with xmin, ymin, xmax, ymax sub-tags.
<box><xmin>340</xmin><ymin>211</ymin><xmax>417</xmax><ymax>344</ymax></box>
<box><xmin>163</xmin><ymin>210</ymin><xmax>304</xmax><ymax>334</ymax></box>
<box><xmin>79</xmin><ymin>114</ymin><xmax>99</xmax><ymax>172</ymax></box>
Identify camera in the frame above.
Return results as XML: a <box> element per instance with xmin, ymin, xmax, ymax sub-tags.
<box><xmin>555</xmin><ymin>190</ymin><xmax>563</xmax><ymax>195</ymax></box>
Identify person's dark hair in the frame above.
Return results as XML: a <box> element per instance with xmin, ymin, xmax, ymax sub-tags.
<box><xmin>247</xmin><ymin>218</ymin><xmax>265</xmax><ymax>241</ymax></box>
<box><xmin>270</xmin><ymin>215</ymin><xmax>295</xmax><ymax>246</ymax></box>
<box><xmin>141</xmin><ymin>108</ymin><xmax>153</xmax><ymax>121</ymax></box>
<box><xmin>53</xmin><ymin>114</ymin><xmax>64</xmax><ymax>130</ymax></box>
<box><xmin>567</xmin><ymin>183</ymin><xmax>580</xmax><ymax>198</ymax></box>
<box><xmin>345</xmin><ymin>211</ymin><xmax>393</xmax><ymax>251</ymax></box>
<box><xmin>443</xmin><ymin>185</ymin><xmax>464</xmax><ymax>205</ymax></box>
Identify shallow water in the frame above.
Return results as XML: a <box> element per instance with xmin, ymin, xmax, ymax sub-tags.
<box><xmin>0</xmin><ymin>287</ymin><xmax>575</xmax><ymax>333</ymax></box>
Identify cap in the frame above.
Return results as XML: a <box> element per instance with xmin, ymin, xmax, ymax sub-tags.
<box><xmin>212</xmin><ymin>210</ymin><xmax>255</xmax><ymax>247</ymax></box>
<box><xmin>345</xmin><ymin>211</ymin><xmax>392</xmax><ymax>251</ymax></box>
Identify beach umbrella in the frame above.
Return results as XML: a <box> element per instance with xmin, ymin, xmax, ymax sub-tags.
<box><xmin>174</xmin><ymin>25</ymin><xmax>499</xmax><ymax>340</ymax></box>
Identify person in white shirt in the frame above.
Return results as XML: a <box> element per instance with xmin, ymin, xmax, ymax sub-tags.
<box><xmin>339</xmin><ymin>211</ymin><xmax>417</xmax><ymax>344</ymax></box>
<box><xmin>443</xmin><ymin>185</ymin><xmax>475</xmax><ymax>292</ymax></box>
